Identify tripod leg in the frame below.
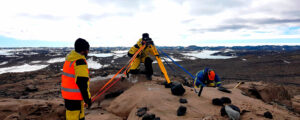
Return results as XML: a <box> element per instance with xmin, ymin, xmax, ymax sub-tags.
<box><xmin>150</xmin><ymin>45</ymin><xmax>171</xmax><ymax>83</ymax></box>
<box><xmin>198</xmin><ymin>86</ymin><xmax>204</xmax><ymax>96</ymax></box>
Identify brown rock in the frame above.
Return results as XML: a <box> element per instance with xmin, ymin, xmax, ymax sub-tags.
<box><xmin>0</xmin><ymin>98</ymin><xmax>65</xmax><ymax>120</ymax></box>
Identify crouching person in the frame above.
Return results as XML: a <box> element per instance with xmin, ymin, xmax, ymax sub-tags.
<box><xmin>194</xmin><ymin>68</ymin><xmax>221</xmax><ymax>96</ymax></box>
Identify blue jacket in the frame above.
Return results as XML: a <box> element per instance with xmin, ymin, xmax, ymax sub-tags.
<box><xmin>194</xmin><ymin>68</ymin><xmax>221</xmax><ymax>88</ymax></box>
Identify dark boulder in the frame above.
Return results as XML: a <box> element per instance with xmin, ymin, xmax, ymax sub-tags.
<box><xmin>136</xmin><ymin>107</ymin><xmax>148</xmax><ymax>117</ymax></box>
<box><xmin>220</xmin><ymin>105</ymin><xmax>241</xmax><ymax>117</ymax></box>
<box><xmin>154</xmin><ymin>117</ymin><xmax>160</xmax><ymax>120</ymax></box>
<box><xmin>220</xmin><ymin>107</ymin><xmax>226</xmax><ymax>116</ymax></box>
<box><xmin>171</xmin><ymin>83</ymin><xmax>185</xmax><ymax>96</ymax></box>
<box><xmin>177</xmin><ymin>106</ymin><xmax>187</xmax><ymax>116</ymax></box>
<box><xmin>241</xmin><ymin>110</ymin><xmax>250</xmax><ymax>115</ymax></box>
<box><xmin>163</xmin><ymin>81</ymin><xmax>172</xmax><ymax>88</ymax></box>
<box><xmin>218</xmin><ymin>86</ymin><xmax>231</xmax><ymax>93</ymax></box>
<box><xmin>179</xmin><ymin>98</ymin><xmax>188</xmax><ymax>104</ymax></box>
<box><xmin>142</xmin><ymin>113</ymin><xmax>156</xmax><ymax>120</ymax></box>
<box><xmin>101</xmin><ymin>72</ymin><xmax>108</xmax><ymax>77</ymax></box>
<box><xmin>25</xmin><ymin>85</ymin><xmax>38</xmax><ymax>92</ymax></box>
<box><xmin>212</xmin><ymin>98</ymin><xmax>223</xmax><ymax>106</ymax></box>
<box><xmin>225</xmin><ymin>105</ymin><xmax>240</xmax><ymax>120</ymax></box>
<box><xmin>228</xmin><ymin>105</ymin><xmax>240</xmax><ymax>113</ymax></box>
<box><xmin>221</xmin><ymin>97</ymin><xmax>232</xmax><ymax>104</ymax></box>
<box><xmin>264</xmin><ymin>111</ymin><xmax>273</xmax><ymax>119</ymax></box>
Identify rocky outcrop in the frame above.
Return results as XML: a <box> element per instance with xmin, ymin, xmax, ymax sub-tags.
<box><xmin>0</xmin><ymin>98</ymin><xmax>65</xmax><ymax>120</ymax></box>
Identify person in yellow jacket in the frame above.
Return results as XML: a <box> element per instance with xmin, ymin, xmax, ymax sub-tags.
<box><xmin>61</xmin><ymin>38</ymin><xmax>92</xmax><ymax>120</ymax></box>
<box><xmin>128</xmin><ymin>33</ymin><xmax>155</xmax><ymax>80</ymax></box>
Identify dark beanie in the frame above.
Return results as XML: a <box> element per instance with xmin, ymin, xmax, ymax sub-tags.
<box><xmin>142</xmin><ymin>33</ymin><xmax>149</xmax><ymax>40</ymax></box>
<box><xmin>75</xmin><ymin>38</ymin><xmax>90</xmax><ymax>53</ymax></box>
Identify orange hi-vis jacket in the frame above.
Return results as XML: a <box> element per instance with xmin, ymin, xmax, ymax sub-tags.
<box><xmin>61</xmin><ymin>61</ymin><xmax>82</xmax><ymax>100</ymax></box>
<box><xmin>61</xmin><ymin>50</ymin><xmax>91</xmax><ymax>101</ymax></box>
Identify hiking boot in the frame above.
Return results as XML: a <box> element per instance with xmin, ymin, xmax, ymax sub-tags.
<box><xmin>146</xmin><ymin>75</ymin><xmax>152</xmax><ymax>80</ymax></box>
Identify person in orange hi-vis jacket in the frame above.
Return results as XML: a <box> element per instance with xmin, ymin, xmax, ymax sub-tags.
<box><xmin>61</xmin><ymin>38</ymin><xmax>92</xmax><ymax>120</ymax></box>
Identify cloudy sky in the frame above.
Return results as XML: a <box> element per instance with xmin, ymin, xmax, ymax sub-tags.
<box><xmin>0</xmin><ymin>0</ymin><xmax>300</xmax><ymax>47</ymax></box>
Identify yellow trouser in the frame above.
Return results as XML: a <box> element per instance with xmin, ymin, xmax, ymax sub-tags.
<box><xmin>130</xmin><ymin>57</ymin><xmax>147</xmax><ymax>70</ymax></box>
<box><xmin>65</xmin><ymin>100</ymin><xmax>85</xmax><ymax>120</ymax></box>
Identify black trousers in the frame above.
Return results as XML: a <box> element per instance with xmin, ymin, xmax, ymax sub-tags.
<box><xmin>144</xmin><ymin>57</ymin><xmax>153</xmax><ymax>77</ymax></box>
<box><xmin>129</xmin><ymin>57</ymin><xmax>153</xmax><ymax>77</ymax></box>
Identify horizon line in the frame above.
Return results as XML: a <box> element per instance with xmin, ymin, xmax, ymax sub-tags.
<box><xmin>1</xmin><ymin>43</ymin><xmax>300</xmax><ymax>48</ymax></box>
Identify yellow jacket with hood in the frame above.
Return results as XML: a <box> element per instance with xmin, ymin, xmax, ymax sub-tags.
<box><xmin>128</xmin><ymin>38</ymin><xmax>154</xmax><ymax>58</ymax></box>
<box><xmin>65</xmin><ymin>50</ymin><xmax>91</xmax><ymax>103</ymax></box>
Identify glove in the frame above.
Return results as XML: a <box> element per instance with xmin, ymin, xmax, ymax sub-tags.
<box><xmin>141</xmin><ymin>40</ymin><xmax>146</xmax><ymax>45</ymax></box>
<box><xmin>146</xmin><ymin>38</ymin><xmax>154</xmax><ymax>45</ymax></box>
<box><xmin>147</xmin><ymin>40</ymin><xmax>154</xmax><ymax>45</ymax></box>
<box><xmin>86</xmin><ymin>99</ymin><xmax>92</xmax><ymax>109</ymax></box>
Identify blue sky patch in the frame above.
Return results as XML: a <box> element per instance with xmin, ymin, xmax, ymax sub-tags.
<box><xmin>0</xmin><ymin>36</ymin><xmax>73</xmax><ymax>47</ymax></box>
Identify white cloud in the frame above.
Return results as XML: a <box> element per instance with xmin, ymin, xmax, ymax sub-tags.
<box><xmin>0</xmin><ymin>0</ymin><xmax>299</xmax><ymax>47</ymax></box>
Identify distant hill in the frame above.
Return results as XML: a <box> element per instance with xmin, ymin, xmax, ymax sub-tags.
<box><xmin>2</xmin><ymin>45</ymin><xmax>300</xmax><ymax>52</ymax></box>
<box><xmin>94</xmin><ymin>45</ymin><xmax>300</xmax><ymax>51</ymax></box>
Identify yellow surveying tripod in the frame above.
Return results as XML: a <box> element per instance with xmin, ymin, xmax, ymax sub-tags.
<box><xmin>149</xmin><ymin>44</ymin><xmax>171</xmax><ymax>84</ymax></box>
<box><xmin>126</xmin><ymin>44</ymin><xmax>171</xmax><ymax>84</ymax></box>
<box><xmin>92</xmin><ymin>44</ymin><xmax>172</xmax><ymax>102</ymax></box>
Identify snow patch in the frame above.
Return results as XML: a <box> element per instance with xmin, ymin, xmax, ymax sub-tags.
<box><xmin>31</xmin><ymin>61</ymin><xmax>42</xmax><ymax>64</ymax></box>
<box><xmin>113</xmin><ymin>54</ymin><xmax>126</xmax><ymax>59</ymax></box>
<box><xmin>283</xmin><ymin>60</ymin><xmax>291</xmax><ymax>64</ymax></box>
<box><xmin>0</xmin><ymin>50</ymin><xmax>14</xmax><ymax>56</ymax></box>
<box><xmin>47</xmin><ymin>57</ymin><xmax>65</xmax><ymax>63</ymax></box>
<box><xmin>153</xmin><ymin>57</ymin><xmax>181</xmax><ymax>63</ymax></box>
<box><xmin>0</xmin><ymin>64</ymin><xmax>48</xmax><ymax>74</ymax></box>
<box><xmin>6</xmin><ymin>56</ymin><xmax>18</xmax><ymax>58</ymax></box>
<box><xmin>112</xmin><ymin>50</ymin><xmax>128</xmax><ymax>54</ymax></box>
<box><xmin>185</xmin><ymin>56</ymin><xmax>198</xmax><ymax>60</ymax></box>
<box><xmin>87</xmin><ymin>59</ymin><xmax>102</xmax><ymax>69</ymax></box>
<box><xmin>224</xmin><ymin>49</ymin><xmax>234</xmax><ymax>53</ymax></box>
<box><xmin>89</xmin><ymin>50</ymin><xmax>128</xmax><ymax>59</ymax></box>
<box><xmin>0</xmin><ymin>61</ymin><xmax>8</xmax><ymax>66</ymax></box>
<box><xmin>89</xmin><ymin>53</ymin><xmax>113</xmax><ymax>57</ymax></box>
<box><xmin>103</xmin><ymin>64</ymin><xmax>110</xmax><ymax>68</ymax></box>
<box><xmin>182</xmin><ymin>50</ymin><xmax>236</xmax><ymax>59</ymax></box>
<box><xmin>23</xmin><ymin>52</ymin><xmax>38</xmax><ymax>55</ymax></box>
<box><xmin>0</xmin><ymin>48</ymin><xmax>35</xmax><ymax>56</ymax></box>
